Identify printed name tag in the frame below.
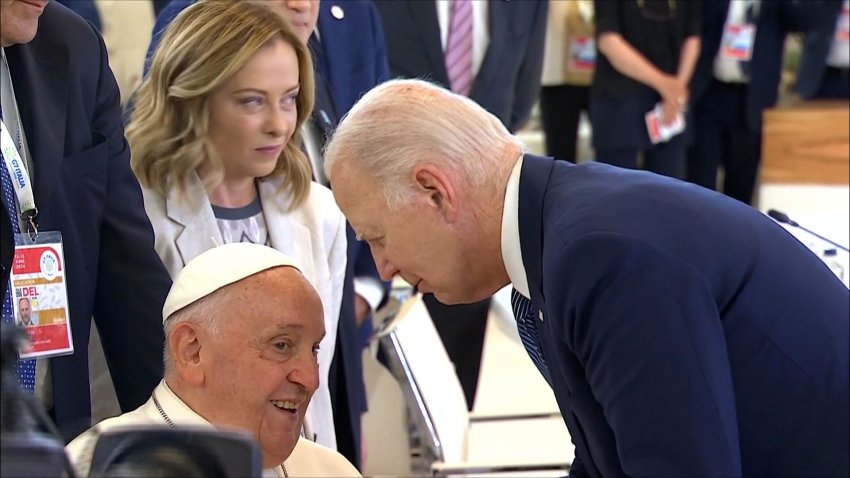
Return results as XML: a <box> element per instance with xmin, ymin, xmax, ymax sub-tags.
<box><xmin>568</xmin><ymin>36</ymin><xmax>596</xmax><ymax>72</ymax></box>
<box><xmin>11</xmin><ymin>231</ymin><xmax>74</xmax><ymax>359</ymax></box>
<box><xmin>645</xmin><ymin>103</ymin><xmax>685</xmax><ymax>144</ymax></box>
<box><xmin>720</xmin><ymin>23</ymin><xmax>756</xmax><ymax>61</ymax></box>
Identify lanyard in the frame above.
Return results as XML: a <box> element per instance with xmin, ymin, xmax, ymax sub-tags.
<box><xmin>1</xmin><ymin>118</ymin><xmax>38</xmax><ymax>236</ymax></box>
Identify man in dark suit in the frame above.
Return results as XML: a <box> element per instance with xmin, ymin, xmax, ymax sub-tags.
<box><xmin>1</xmin><ymin>1</ymin><xmax>171</xmax><ymax>441</ymax></box>
<box><xmin>795</xmin><ymin>0</ymin><xmax>849</xmax><ymax>99</ymax></box>
<box><xmin>687</xmin><ymin>0</ymin><xmax>836</xmax><ymax>204</ymax></box>
<box><xmin>324</xmin><ymin>79</ymin><xmax>849</xmax><ymax>477</ymax></box>
<box><xmin>147</xmin><ymin>0</ymin><xmax>390</xmax><ymax>468</ymax></box>
<box><xmin>374</xmin><ymin>0</ymin><xmax>548</xmax><ymax>408</ymax></box>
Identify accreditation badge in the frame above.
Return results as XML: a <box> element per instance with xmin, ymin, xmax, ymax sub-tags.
<box><xmin>10</xmin><ymin>231</ymin><xmax>73</xmax><ymax>359</ymax></box>
<box><xmin>837</xmin><ymin>4</ymin><xmax>849</xmax><ymax>42</ymax></box>
<box><xmin>568</xmin><ymin>35</ymin><xmax>596</xmax><ymax>72</ymax></box>
<box><xmin>720</xmin><ymin>23</ymin><xmax>756</xmax><ymax>61</ymax></box>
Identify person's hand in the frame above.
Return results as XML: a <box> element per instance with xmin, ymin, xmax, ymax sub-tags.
<box><xmin>656</xmin><ymin>75</ymin><xmax>687</xmax><ymax>109</ymax></box>
<box><xmin>660</xmin><ymin>99</ymin><xmax>681</xmax><ymax>126</ymax></box>
<box><xmin>355</xmin><ymin>294</ymin><xmax>371</xmax><ymax>327</ymax></box>
<box><xmin>657</xmin><ymin>76</ymin><xmax>688</xmax><ymax>126</ymax></box>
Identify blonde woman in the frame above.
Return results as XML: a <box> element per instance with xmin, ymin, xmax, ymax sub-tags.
<box><xmin>127</xmin><ymin>0</ymin><xmax>345</xmax><ymax>451</ymax></box>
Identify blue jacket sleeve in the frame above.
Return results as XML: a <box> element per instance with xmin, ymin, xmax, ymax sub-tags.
<box><xmin>509</xmin><ymin>0</ymin><xmax>548</xmax><ymax>131</ymax></box>
<box><xmin>144</xmin><ymin>0</ymin><xmax>196</xmax><ymax>76</ymax></box>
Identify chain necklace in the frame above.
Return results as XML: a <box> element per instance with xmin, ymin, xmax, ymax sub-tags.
<box><xmin>152</xmin><ymin>392</ymin><xmax>175</xmax><ymax>427</ymax></box>
<box><xmin>151</xmin><ymin>391</ymin><xmax>289</xmax><ymax>478</ymax></box>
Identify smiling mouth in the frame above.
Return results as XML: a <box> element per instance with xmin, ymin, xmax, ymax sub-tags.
<box><xmin>270</xmin><ymin>400</ymin><xmax>298</xmax><ymax>413</ymax></box>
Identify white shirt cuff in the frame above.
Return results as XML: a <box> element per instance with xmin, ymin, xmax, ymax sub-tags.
<box><xmin>354</xmin><ymin>276</ymin><xmax>385</xmax><ymax>311</ymax></box>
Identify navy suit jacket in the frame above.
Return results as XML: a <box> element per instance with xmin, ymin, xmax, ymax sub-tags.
<box><xmin>56</xmin><ymin>0</ymin><xmax>101</xmax><ymax>31</ymax></box>
<box><xmin>690</xmin><ymin>0</ymin><xmax>834</xmax><ymax>132</ymax></box>
<box><xmin>374</xmin><ymin>0</ymin><xmax>547</xmax><ymax>132</ymax></box>
<box><xmin>1</xmin><ymin>2</ymin><xmax>171</xmax><ymax>441</ymax></box>
<box><xmin>795</xmin><ymin>0</ymin><xmax>845</xmax><ymax>98</ymax></box>
<box><xmin>516</xmin><ymin>154</ymin><xmax>849</xmax><ymax>477</ymax></box>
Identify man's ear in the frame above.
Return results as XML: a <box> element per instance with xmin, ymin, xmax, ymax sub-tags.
<box><xmin>412</xmin><ymin>164</ymin><xmax>458</xmax><ymax>221</ymax></box>
<box><xmin>168</xmin><ymin>323</ymin><xmax>205</xmax><ymax>386</ymax></box>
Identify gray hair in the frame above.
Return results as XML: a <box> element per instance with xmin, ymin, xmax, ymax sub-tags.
<box><xmin>324</xmin><ymin>79</ymin><xmax>525</xmax><ymax>209</ymax></box>
<box><xmin>162</xmin><ymin>290</ymin><xmax>227</xmax><ymax>376</ymax></box>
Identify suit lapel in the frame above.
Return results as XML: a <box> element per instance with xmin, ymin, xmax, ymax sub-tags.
<box><xmin>316</xmin><ymin>2</ymin><xmax>343</xmax><ymax>106</ymax></box>
<box><xmin>257</xmin><ymin>179</ymin><xmax>317</xmax><ymax>282</ymax></box>
<box><xmin>409</xmin><ymin>0</ymin><xmax>449</xmax><ymax>86</ymax></box>
<box><xmin>516</xmin><ymin>154</ymin><xmax>554</xmax><ymax>310</ymax></box>
<box><xmin>6</xmin><ymin>36</ymin><xmax>68</xmax><ymax>202</ymax></box>
<box><xmin>471</xmin><ymin>0</ymin><xmax>508</xmax><ymax>99</ymax></box>
<box><xmin>167</xmin><ymin>173</ymin><xmax>222</xmax><ymax>266</ymax></box>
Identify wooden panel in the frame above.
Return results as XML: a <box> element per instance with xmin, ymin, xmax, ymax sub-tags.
<box><xmin>762</xmin><ymin>101</ymin><xmax>850</xmax><ymax>185</ymax></box>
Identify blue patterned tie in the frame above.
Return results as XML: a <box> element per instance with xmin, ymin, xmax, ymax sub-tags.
<box><xmin>1</xmin><ymin>110</ymin><xmax>38</xmax><ymax>393</ymax></box>
<box><xmin>510</xmin><ymin>288</ymin><xmax>551</xmax><ymax>385</ymax></box>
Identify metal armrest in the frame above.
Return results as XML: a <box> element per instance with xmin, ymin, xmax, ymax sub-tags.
<box><xmin>430</xmin><ymin>458</ymin><xmax>570</xmax><ymax>477</ymax></box>
<box><xmin>468</xmin><ymin>411</ymin><xmax>562</xmax><ymax>423</ymax></box>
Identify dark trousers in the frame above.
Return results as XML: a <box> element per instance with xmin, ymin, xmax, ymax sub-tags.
<box><xmin>688</xmin><ymin>79</ymin><xmax>762</xmax><ymax>204</ymax></box>
<box><xmin>423</xmin><ymin>294</ymin><xmax>490</xmax><ymax>410</ymax></box>
<box><xmin>539</xmin><ymin>84</ymin><xmax>591</xmax><ymax>163</ymax></box>
<box><xmin>814</xmin><ymin>67</ymin><xmax>850</xmax><ymax>100</ymax></box>
<box><xmin>595</xmin><ymin>133</ymin><xmax>688</xmax><ymax>180</ymax></box>
<box><xmin>590</xmin><ymin>92</ymin><xmax>688</xmax><ymax>180</ymax></box>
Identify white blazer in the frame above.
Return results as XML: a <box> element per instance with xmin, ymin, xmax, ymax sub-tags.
<box><xmin>142</xmin><ymin>172</ymin><xmax>347</xmax><ymax>450</ymax></box>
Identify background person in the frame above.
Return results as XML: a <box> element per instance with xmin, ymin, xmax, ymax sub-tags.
<box><xmin>1</xmin><ymin>0</ymin><xmax>172</xmax><ymax>441</ymax></box>
<box><xmin>591</xmin><ymin>0</ymin><xmax>701</xmax><ymax>179</ymax></box>
<box><xmin>126</xmin><ymin>0</ymin><xmax>345</xmax><ymax>450</ymax></box>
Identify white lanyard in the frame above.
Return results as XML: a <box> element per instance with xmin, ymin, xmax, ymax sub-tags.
<box><xmin>1</xmin><ymin>118</ymin><xmax>38</xmax><ymax>235</ymax></box>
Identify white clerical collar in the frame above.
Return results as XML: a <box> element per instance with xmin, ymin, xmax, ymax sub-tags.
<box><xmin>500</xmin><ymin>154</ymin><xmax>531</xmax><ymax>299</ymax></box>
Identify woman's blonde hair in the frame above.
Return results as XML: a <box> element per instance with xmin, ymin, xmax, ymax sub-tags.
<box><xmin>127</xmin><ymin>0</ymin><xmax>315</xmax><ymax>209</ymax></box>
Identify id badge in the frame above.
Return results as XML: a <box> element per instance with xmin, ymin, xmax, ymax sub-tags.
<box><xmin>645</xmin><ymin>103</ymin><xmax>685</xmax><ymax>145</ymax></box>
<box><xmin>568</xmin><ymin>36</ymin><xmax>596</xmax><ymax>72</ymax></box>
<box><xmin>645</xmin><ymin>108</ymin><xmax>663</xmax><ymax>144</ymax></box>
<box><xmin>11</xmin><ymin>231</ymin><xmax>74</xmax><ymax>359</ymax></box>
<box><xmin>837</xmin><ymin>5</ymin><xmax>849</xmax><ymax>42</ymax></box>
<box><xmin>720</xmin><ymin>23</ymin><xmax>756</xmax><ymax>61</ymax></box>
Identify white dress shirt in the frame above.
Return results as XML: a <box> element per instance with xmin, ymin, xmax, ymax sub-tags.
<box><xmin>826</xmin><ymin>0</ymin><xmax>850</xmax><ymax>68</ymax></box>
<box><xmin>713</xmin><ymin>0</ymin><xmax>756</xmax><ymax>83</ymax></box>
<box><xmin>500</xmin><ymin>154</ymin><xmax>532</xmax><ymax>299</ymax></box>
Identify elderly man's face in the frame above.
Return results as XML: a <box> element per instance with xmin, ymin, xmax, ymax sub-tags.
<box><xmin>201</xmin><ymin>267</ymin><xmax>324</xmax><ymax>468</ymax></box>
<box><xmin>331</xmin><ymin>161</ymin><xmax>484</xmax><ymax>304</ymax></box>
<box><xmin>0</xmin><ymin>0</ymin><xmax>49</xmax><ymax>47</ymax></box>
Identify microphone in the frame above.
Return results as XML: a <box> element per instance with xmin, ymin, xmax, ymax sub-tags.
<box><xmin>767</xmin><ymin>209</ymin><xmax>849</xmax><ymax>252</ymax></box>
